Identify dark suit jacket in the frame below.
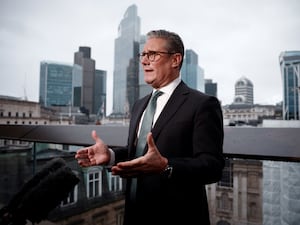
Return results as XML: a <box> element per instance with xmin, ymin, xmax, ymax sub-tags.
<box><xmin>114</xmin><ymin>81</ymin><xmax>224</xmax><ymax>225</ymax></box>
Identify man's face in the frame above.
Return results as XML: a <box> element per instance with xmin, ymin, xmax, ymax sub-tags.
<box><xmin>140</xmin><ymin>38</ymin><xmax>179</xmax><ymax>89</ymax></box>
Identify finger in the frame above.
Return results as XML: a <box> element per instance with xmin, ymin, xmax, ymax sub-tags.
<box><xmin>112</xmin><ymin>165</ymin><xmax>141</xmax><ymax>177</ymax></box>
<box><xmin>76</xmin><ymin>148</ymin><xmax>88</xmax><ymax>154</ymax></box>
<box><xmin>116</xmin><ymin>158</ymin><xmax>140</xmax><ymax>168</ymax></box>
<box><xmin>78</xmin><ymin>160</ymin><xmax>91</xmax><ymax>167</ymax></box>
<box><xmin>75</xmin><ymin>149</ymin><xmax>88</xmax><ymax>159</ymax></box>
<box><xmin>114</xmin><ymin>171</ymin><xmax>139</xmax><ymax>178</ymax></box>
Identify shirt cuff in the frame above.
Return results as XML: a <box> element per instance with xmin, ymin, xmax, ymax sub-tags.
<box><xmin>107</xmin><ymin>148</ymin><xmax>115</xmax><ymax>166</ymax></box>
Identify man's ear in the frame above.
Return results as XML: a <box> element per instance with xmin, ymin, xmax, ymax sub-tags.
<box><xmin>171</xmin><ymin>53</ymin><xmax>183</xmax><ymax>68</ymax></box>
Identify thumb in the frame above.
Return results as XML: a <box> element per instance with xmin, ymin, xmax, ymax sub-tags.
<box><xmin>146</xmin><ymin>132</ymin><xmax>156</xmax><ymax>149</ymax></box>
<box><xmin>91</xmin><ymin>130</ymin><xmax>102</xmax><ymax>144</ymax></box>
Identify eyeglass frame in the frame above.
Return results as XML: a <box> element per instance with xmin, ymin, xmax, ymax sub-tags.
<box><xmin>138</xmin><ymin>51</ymin><xmax>176</xmax><ymax>62</ymax></box>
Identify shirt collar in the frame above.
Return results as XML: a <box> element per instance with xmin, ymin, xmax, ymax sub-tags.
<box><xmin>153</xmin><ymin>77</ymin><xmax>181</xmax><ymax>96</ymax></box>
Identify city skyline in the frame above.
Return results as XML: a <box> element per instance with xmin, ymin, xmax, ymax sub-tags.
<box><xmin>1</xmin><ymin>0</ymin><xmax>299</xmax><ymax>114</ymax></box>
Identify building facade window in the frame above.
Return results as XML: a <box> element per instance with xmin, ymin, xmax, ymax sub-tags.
<box><xmin>217</xmin><ymin>193</ymin><xmax>233</xmax><ymax>212</ymax></box>
<box><xmin>86</xmin><ymin>168</ymin><xmax>102</xmax><ymax>198</ymax></box>
<box><xmin>107</xmin><ymin>172</ymin><xmax>123</xmax><ymax>192</ymax></box>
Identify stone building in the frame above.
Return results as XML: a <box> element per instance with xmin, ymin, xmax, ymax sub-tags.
<box><xmin>0</xmin><ymin>95</ymin><xmax>70</xmax><ymax>125</ymax></box>
<box><xmin>207</xmin><ymin>159</ymin><xmax>263</xmax><ymax>225</ymax></box>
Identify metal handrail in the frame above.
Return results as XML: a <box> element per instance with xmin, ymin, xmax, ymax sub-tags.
<box><xmin>1</xmin><ymin>124</ymin><xmax>300</xmax><ymax>162</ymax></box>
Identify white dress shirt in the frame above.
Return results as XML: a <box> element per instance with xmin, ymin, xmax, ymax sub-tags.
<box><xmin>137</xmin><ymin>77</ymin><xmax>181</xmax><ymax>135</ymax></box>
<box><xmin>108</xmin><ymin>77</ymin><xmax>181</xmax><ymax>165</ymax></box>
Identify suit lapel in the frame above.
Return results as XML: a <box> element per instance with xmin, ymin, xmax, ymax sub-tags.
<box><xmin>128</xmin><ymin>82</ymin><xmax>190</xmax><ymax>155</ymax></box>
<box><xmin>152</xmin><ymin>82</ymin><xmax>189</xmax><ymax>139</ymax></box>
<box><xmin>128</xmin><ymin>93</ymin><xmax>151</xmax><ymax>155</ymax></box>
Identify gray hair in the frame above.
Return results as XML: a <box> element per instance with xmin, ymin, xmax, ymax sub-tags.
<box><xmin>146</xmin><ymin>29</ymin><xmax>185</xmax><ymax>68</ymax></box>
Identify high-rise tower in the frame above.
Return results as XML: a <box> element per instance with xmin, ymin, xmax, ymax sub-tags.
<box><xmin>73</xmin><ymin>46</ymin><xmax>96</xmax><ymax>114</ymax></box>
<box><xmin>233</xmin><ymin>76</ymin><xmax>254</xmax><ymax>105</ymax></box>
<box><xmin>205</xmin><ymin>79</ymin><xmax>218</xmax><ymax>97</ymax></box>
<box><xmin>279</xmin><ymin>51</ymin><xmax>300</xmax><ymax>120</ymax></box>
<box><xmin>39</xmin><ymin>61</ymin><xmax>73</xmax><ymax>107</ymax></box>
<box><xmin>138</xmin><ymin>35</ymin><xmax>152</xmax><ymax>99</ymax></box>
<box><xmin>112</xmin><ymin>4</ymin><xmax>141</xmax><ymax>117</ymax></box>
<box><xmin>181</xmin><ymin>49</ymin><xmax>205</xmax><ymax>92</ymax></box>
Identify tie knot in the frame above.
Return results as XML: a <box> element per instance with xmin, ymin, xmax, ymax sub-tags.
<box><xmin>152</xmin><ymin>90</ymin><xmax>163</xmax><ymax>101</ymax></box>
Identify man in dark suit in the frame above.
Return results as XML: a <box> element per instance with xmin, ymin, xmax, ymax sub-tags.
<box><xmin>75</xmin><ymin>29</ymin><xmax>224</xmax><ymax>225</ymax></box>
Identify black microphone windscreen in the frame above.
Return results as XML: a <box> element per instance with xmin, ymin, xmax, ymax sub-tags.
<box><xmin>0</xmin><ymin>157</ymin><xmax>80</xmax><ymax>225</ymax></box>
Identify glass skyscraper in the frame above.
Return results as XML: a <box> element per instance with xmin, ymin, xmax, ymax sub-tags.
<box><xmin>279</xmin><ymin>51</ymin><xmax>300</xmax><ymax>120</ymax></box>
<box><xmin>95</xmin><ymin>69</ymin><xmax>107</xmax><ymax>117</ymax></box>
<box><xmin>138</xmin><ymin>35</ymin><xmax>151</xmax><ymax>99</ymax></box>
<box><xmin>112</xmin><ymin>4</ymin><xmax>141</xmax><ymax>116</ymax></box>
<box><xmin>39</xmin><ymin>61</ymin><xmax>73</xmax><ymax>107</ymax></box>
<box><xmin>181</xmin><ymin>49</ymin><xmax>204</xmax><ymax>92</ymax></box>
<box><xmin>40</xmin><ymin>47</ymin><xmax>106</xmax><ymax>117</ymax></box>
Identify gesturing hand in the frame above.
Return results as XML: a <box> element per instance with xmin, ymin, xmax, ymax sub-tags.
<box><xmin>75</xmin><ymin>130</ymin><xmax>110</xmax><ymax>167</ymax></box>
<box><xmin>111</xmin><ymin>132</ymin><xmax>168</xmax><ymax>178</ymax></box>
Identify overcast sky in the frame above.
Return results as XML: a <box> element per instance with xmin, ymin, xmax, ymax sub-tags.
<box><xmin>1</xmin><ymin>0</ymin><xmax>299</xmax><ymax>113</ymax></box>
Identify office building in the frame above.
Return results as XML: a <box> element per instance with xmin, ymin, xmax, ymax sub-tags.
<box><xmin>279</xmin><ymin>51</ymin><xmax>300</xmax><ymax>120</ymax></box>
<box><xmin>205</xmin><ymin>79</ymin><xmax>218</xmax><ymax>97</ymax></box>
<box><xmin>233</xmin><ymin>76</ymin><xmax>254</xmax><ymax>105</ymax></box>
<box><xmin>40</xmin><ymin>47</ymin><xmax>106</xmax><ymax>120</ymax></box>
<box><xmin>138</xmin><ymin>35</ymin><xmax>152</xmax><ymax>99</ymax></box>
<box><xmin>95</xmin><ymin>69</ymin><xmax>107</xmax><ymax>119</ymax></box>
<box><xmin>181</xmin><ymin>49</ymin><xmax>205</xmax><ymax>92</ymax></box>
<box><xmin>112</xmin><ymin>4</ymin><xmax>141</xmax><ymax>117</ymax></box>
<box><xmin>74</xmin><ymin>46</ymin><xmax>96</xmax><ymax>114</ymax></box>
<box><xmin>39</xmin><ymin>61</ymin><xmax>73</xmax><ymax>107</ymax></box>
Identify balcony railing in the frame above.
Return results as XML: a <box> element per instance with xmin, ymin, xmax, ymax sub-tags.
<box><xmin>0</xmin><ymin>124</ymin><xmax>300</xmax><ymax>225</ymax></box>
<box><xmin>1</xmin><ymin>124</ymin><xmax>299</xmax><ymax>162</ymax></box>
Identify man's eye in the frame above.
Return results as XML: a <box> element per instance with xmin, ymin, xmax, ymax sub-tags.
<box><xmin>148</xmin><ymin>51</ymin><xmax>156</xmax><ymax>56</ymax></box>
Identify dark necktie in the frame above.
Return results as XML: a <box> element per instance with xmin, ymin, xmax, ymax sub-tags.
<box><xmin>130</xmin><ymin>90</ymin><xmax>163</xmax><ymax>201</ymax></box>
<box><xmin>135</xmin><ymin>90</ymin><xmax>163</xmax><ymax>157</ymax></box>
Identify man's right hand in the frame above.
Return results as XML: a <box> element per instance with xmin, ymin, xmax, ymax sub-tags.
<box><xmin>75</xmin><ymin>130</ymin><xmax>110</xmax><ymax>167</ymax></box>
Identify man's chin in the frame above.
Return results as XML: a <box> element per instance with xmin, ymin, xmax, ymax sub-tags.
<box><xmin>144</xmin><ymin>79</ymin><xmax>154</xmax><ymax>85</ymax></box>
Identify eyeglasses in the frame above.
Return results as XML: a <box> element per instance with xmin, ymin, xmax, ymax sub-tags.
<box><xmin>138</xmin><ymin>51</ymin><xmax>175</xmax><ymax>62</ymax></box>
